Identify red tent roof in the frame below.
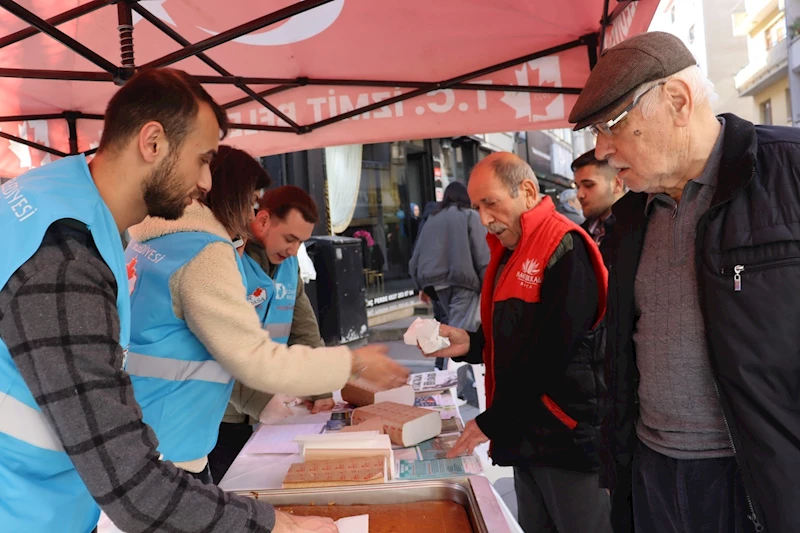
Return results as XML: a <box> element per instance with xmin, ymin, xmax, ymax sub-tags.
<box><xmin>0</xmin><ymin>0</ymin><xmax>658</xmax><ymax>176</ymax></box>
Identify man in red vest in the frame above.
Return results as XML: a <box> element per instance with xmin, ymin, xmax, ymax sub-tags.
<box><xmin>433</xmin><ymin>152</ymin><xmax>610</xmax><ymax>533</ymax></box>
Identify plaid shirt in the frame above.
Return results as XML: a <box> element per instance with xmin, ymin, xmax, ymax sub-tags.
<box><xmin>0</xmin><ymin>222</ymin><xmax>274</xmax><ymax>533</ymax></box>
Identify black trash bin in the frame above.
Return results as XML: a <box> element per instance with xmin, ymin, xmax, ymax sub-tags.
<box><xmin>305</xmin><ymin>236</ymin><xmax>368</xmax><ymax>346</ymax></box>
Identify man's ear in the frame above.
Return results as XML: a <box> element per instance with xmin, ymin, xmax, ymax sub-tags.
<box><xmin>521</xmin><ymin>179</ymin><xmax>539</xmax><ymax>208</ymax></box>
<box><xmin>612</xmin><ymin>175</ymin><xmax>625</xmax><ymax>195</ymax></box>
<box><xmin>255</xmin><ymin>209</ymin><xmax>272</xmax><ymax>230</ymax></box>
<box><xmin>138</xmin><ymin>121</ymin><xmax>167</xmax><ymax>164</ymax></box>
<box><xmin>665</xmin><ymin>79</ymin><xmax>692</xmax><ymax>127</ymax></box>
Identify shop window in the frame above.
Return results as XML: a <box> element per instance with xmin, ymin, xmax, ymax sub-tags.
<box><xmin>341</xmin><ymin>142</ymin><xmax>428</xmax><ymax>300</ymax></box>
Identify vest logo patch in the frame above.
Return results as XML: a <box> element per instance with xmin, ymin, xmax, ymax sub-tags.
<box><xmin>275</xmin><ymin>282</ymin><xmax>296</xmax><ymax>301</ymax></box>
<box><xmin>127</xmin><ymin>257</ymin><xmax>138</xmax><ymax>295</ymax></box>
<box><xmin>129</xmin><ymin>241</ymin><xmax>167</xmax><ymax>264</ymax></box>
<box><xmin>248</xmin><ymin>287</ymin><xmax>268</xmax><ymax>306</ymax></box>
<box><xmin>516</xmin><ymin>258</ymin><xmax>542</xmax><ymax>288</ymax></box>
<box><xmin>2</xmin><ymin>179</ymin><xmax>37</xmax><ymax>222</ymax></box>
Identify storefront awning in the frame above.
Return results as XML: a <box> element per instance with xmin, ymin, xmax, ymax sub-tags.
<box><xmin>0</xmin><ymin>0</ymin><xmax>659</xmax><ymax>177</ymax></box>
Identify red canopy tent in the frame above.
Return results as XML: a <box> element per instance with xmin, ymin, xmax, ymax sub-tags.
<box><xmin>0</xmin><ymin>0</ymin><xmax>659</xmax><ymax>177</ymax></box>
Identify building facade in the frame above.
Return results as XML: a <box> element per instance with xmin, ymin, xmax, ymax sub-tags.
<box><xmin>650</xmin><ymin>0</ymin><xmax>759</xmax><ymax>121</ymax></box>
<box><xmin>263</xmin><ymin>128</ymin><xmax>589</xmax><ymax>320</ymax></box>
<box><xmin>732</xmin><ymin>0</ymin><xmax>790</xmax><ymax>124</ymax></box>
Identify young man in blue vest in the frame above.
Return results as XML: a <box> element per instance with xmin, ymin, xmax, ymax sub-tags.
<box><xmin>209</xmin><ymin>186</ymin><xmax>335</xmax><ymax>481</ymax></box>
<box><xmin>0</xmin><ymin>69</ymin><xmax>337</xmax><ymax>533</ymax></box>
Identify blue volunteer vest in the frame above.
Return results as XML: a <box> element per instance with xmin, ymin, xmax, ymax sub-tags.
<box><xmin>125</xmin><ymin>232</ymin><xmax>245</xmax><ymax>463</ymax></box>
<box><xmin>242</xmin><ymin>253</ymin><xmax>298</xmax><ymax>343</ymax></box>
<box><xmin>0</xmin><ymin>156</ymin><xmax>130</xmax><ymax>533</ymax></box>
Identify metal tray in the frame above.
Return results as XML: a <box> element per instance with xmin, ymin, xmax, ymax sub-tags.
<box><xmin>234</xmin><ymin>475</ymin><xmax>511</xmax><ymax>533</ymax></box>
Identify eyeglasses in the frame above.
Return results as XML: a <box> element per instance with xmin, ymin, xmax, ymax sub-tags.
<box><xmin>588</xmin><ymin>82</ymin><xmax>665</xmax><ymax>137</ymax></box>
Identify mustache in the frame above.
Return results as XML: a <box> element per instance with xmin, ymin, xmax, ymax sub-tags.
<box><xmin>487</xmin><ymin>223</ymin><xmax>507</xmax><ymax>234</ymax></box>
<box><xmin>608</xmin><ymin>158</ymin><xmax>629</xmax><ymax>171</ymax></box>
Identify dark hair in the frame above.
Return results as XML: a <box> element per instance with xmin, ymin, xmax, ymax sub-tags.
<box><xmin>434</xmin><ymin>182</ymin><xmax>471</xmax><ymax>214</ymax></box>
<box><xmin>571</xmin><ymin>149</ymin><xmax>615</xmax><ymax>176</ymax></box>
<box><xmin>206</xmin><ymin>145</ymin><xmax>270</xmax><ymax>238</ymax></box>
<box><xmin>98</xmin><ymin>68</ymin><xmax>228</xmax><ymax>154</ymax></box>
<box><xmin>258</xmin><ymin>185</ymin><xmax>319</xmax><ymax>224</ymax></box>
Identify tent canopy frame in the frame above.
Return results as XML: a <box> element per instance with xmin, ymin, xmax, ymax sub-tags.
<box><xmin>0</xmin><ymin>0</ymin><xmax>633</xmax><ymax>159</ymax></box>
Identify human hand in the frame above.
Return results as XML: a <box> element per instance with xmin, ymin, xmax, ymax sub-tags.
<box><xmin>352</xmin><ymin>345</ymin><xmax>410</xmax><ymax>390</ymax></box>
<box><xmin>446</xmin><ymin>419</ymin><xmax>488</xmax><ymax>458</ymax></box>
<box><xmin>258</xmin><ymin>393</ymin><xmax>295</xmax><ymax>424</ymax></box>
<box><xmin>272</xmin><ymin>510</ymin><xmax>339</xmax><ymax>532</ymax></box>
<box><xmin>419</xmin><ymin>291</ymin><xmax>431</xmax><ymax>304</ymax></box>
<box><xmin>424</xmin><ymin>324</ymin><xmax>470</xmax><ymax>359</ymax></box>
<box><xmin>303</xmin><ymin>398</ymin><xmax>336</xmax><ymax>414</ymax></box>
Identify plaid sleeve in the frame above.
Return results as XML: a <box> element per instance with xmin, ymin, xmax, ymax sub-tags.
<box><xmin>0</xmin><ymin>223</ymin><xmax>275</xmax><ymax>533</ymax></box>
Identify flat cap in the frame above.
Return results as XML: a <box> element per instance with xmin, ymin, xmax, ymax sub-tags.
<box><xmin>569</xmin><ymin>31</ymin><xmax>697</xmax><ymax>130</ymax></box>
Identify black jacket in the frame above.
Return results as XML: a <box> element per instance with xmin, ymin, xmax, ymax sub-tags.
<box><xmin>603</xmin><ymin>114</ymin><xmax>800</xmax><ymax>533</ymax></box>
<box><xmin>581</xmin><ymin>217</ymin><xmax>615</xmax><ymax>267</ymax></box>
<box><xmin>458</xmin><ymin>200</ymin><xmax>607</xmax><ymax>472</ymax></box>
<box><xmin>463</xmin><ymin>234</ymin><xmax>604</xmax><ymax>472</ymax></box>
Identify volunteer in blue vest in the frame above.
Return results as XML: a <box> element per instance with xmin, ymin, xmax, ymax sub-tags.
<box><xmin>0</xmin><ymin>68</ymin><xmax>340</xmax><ymax>533</ymax></box>
<box><xmin>209</xmin><ymin>185</ymin><xmax>335</xmax><ymax>481</ymax></box>
<box><xmin>125</xmin><ymin>146</ymin><xmax>408</xmax><ymax>485</ymax></box>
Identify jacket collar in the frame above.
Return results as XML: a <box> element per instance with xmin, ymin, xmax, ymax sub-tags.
<box><xmin>713</xmin><ymin>113</ymin><xmax>758</xmax><ymax>206</ymax></box>
<box><xmin>245</xmin><ymin>240</ymin><xmax>277</xmax><ymax>276</ymax></box>
<box><xmin>128</xmin><ymin>201</ymin><xmax>231</xmax><ymax>243</ymax></box>
<box><xmin>611</xmin><ymin>113</ymin><xmax>758</xmax><ymax>227</ymax></box>
<box><xmin>521</xmin><ymin>195</ymin><xmax>557</xmax><ymax>237</ymax></box>
<box><xmin>486</xmin><ymin>195</ymin><xmax>557</xmax><ymax>253</ymax></box>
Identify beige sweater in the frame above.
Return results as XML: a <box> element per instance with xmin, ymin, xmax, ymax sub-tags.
<box><xmin>223</xmin><ymin>242</ymin><xmax>329</xmax><ymax>425</ymax></box>
<box><xmin>128</xmin><ymin>203</ymin><xmax>352</xmax><ymax>471</ymax></box>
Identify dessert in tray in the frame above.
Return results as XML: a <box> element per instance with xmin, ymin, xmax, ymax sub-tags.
<box><xmin>277</xmin><ymin>500</ymin><xmax>473</xmax><ymax>533</ymax></box>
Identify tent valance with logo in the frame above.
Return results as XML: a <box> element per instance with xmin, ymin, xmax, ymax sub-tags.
<box><xmin>0</xmin><ymin>0</ymin><xmax>658</xmax><ymax>177</ymax></box>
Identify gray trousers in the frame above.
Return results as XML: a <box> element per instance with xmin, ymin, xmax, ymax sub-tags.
<box><xmin>514</xmin><ymin>465</ymin><xmax>612</xmax><ymax>533</ymax></box>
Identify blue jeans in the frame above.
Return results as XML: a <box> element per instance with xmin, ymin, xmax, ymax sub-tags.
<box><xmin>632</xmin><ymin>439</ymin><xmax>758</xmax><ymax>533</ymax></box>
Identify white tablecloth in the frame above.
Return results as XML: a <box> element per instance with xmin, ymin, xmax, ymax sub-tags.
<box><xmin>219</xmin><ymin>400</ymin><xmax>524</xmax><ymax>533</ymax></box>
<box><xmin>100</xmin><ymin>391</ymin><xmax>524</xmax><ymax>533</ymax></box>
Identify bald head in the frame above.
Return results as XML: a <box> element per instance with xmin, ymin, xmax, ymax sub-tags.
<box><xmin>468</xmin><ymin>152</ymin><xmax>541</xmax><ymax>250</ymax></box>
<box><xmin>473</xmin><ymin>152</ymin><xmax>539</xmax><ymax>198</ymax></box>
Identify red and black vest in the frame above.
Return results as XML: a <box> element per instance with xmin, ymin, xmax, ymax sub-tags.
<box><xmin>481</xmin><ymin>196</ymin><xmax>609</xmax><ymax>471</ymax></box>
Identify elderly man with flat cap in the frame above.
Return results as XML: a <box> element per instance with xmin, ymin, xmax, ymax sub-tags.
<box><xmin>430</xmin><ymin>152</ymin><xmax>611</xmax><ymax>533</ymax></box>
<box><xmin>570</xmin><ymin>31</ymin><xmax>800</xmax><ymax>533</ymax></box>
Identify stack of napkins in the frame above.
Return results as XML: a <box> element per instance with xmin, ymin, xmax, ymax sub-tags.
<box><xmin>335</xmin><ymin>515</ymin><xmax>368</xmax><ymax>533</ymax></box>
<box><xmin>403</xmin><ymin>318</ymin><xmax>450</xmax><ymax>354</ymax></box>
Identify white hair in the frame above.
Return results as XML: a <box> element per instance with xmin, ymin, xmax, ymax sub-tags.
<box><xmin>635</xmin><ymin>65</ymin><xmax>718</xmax><ymax>119</ymax></box>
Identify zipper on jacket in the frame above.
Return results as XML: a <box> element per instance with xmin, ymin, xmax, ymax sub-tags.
<box><xmin>695</xmin><ymin>166</ymin><xmax>764</xmax><ymax>531</ymax></box>
<box><xmin>711</xmin><ymin>379</ymin><xmax>764</xmax><ymax>532</ymax></box>
<box><xmin>721</xmin><ymin>257</ymin><xmax>800</xmax><ymax>292</ymax></box>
